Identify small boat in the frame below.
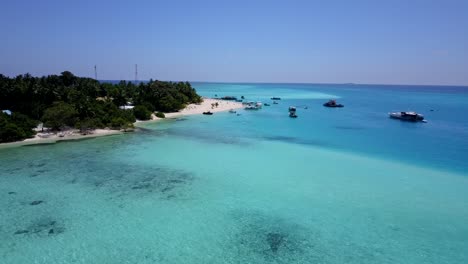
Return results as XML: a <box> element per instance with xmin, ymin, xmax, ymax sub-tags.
<box><xmin>273</xmin><ymin>101</ymin><xmax>279</xmax><ymax>104</ymax></box>
<box><xmin>289</xmin><ymin>106</ymin><xmax>298</xmax><ymax>118</ymax></box>
<box><xmin>221</xmin><ymin>96</ymin><xmax>237</xmax><ymax>101</ymax></box>
<box><xmin>244</xmin><ymin>101</ymin><xmax>262</xmax><ymax>110</ymax></box>
<box><xmin>264</xmin><ymin>103</ymin><xmax>270</xmax><ymax>106</ymax></box>
<box><xmin>271</xmin><ymin>97</ymin><xmax>281</xmax><ymax>100</ymax></box>
<box><xmin>245</xmin><ymin>105</ymin><xmax>260</xmax><ymax>110</ymax></box>
<box><xmin>323</xmin><ymin>100</ymin><xmax>344</xmax><ymax>108</ymax></box>
<box><xmin>229</xmin><ymin>109</ymin><xmax>237</xmax><ymax>113</ymax></box>
<box><xmin>389</xmin><ymin>111</ymin><xmax>426</xmax><ymax>122</ymax></box>
<box><xmin>203</xmin><ymin>111</ymin><xmax>213</xmax><ymax>115</ymax></box>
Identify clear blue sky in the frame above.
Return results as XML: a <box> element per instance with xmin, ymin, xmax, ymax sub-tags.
<box><xmin>1</xmin><ymin>0</ymin><xmax>467</xmax><ymax>85</ymax></box>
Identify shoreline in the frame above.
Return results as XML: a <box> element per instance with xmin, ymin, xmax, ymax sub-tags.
<box><xmin>0</xmin><ymin>98</ymin><xmax>243</xmax><ymax>149</ymax></box>
<box><xmin>135</xmin><ymin>98</ymin><xmax>243</xmax><ymax>125</ymax></box>
<box><xmin>0</xmin><ymin>129</ymin><xmax>124</xmax><ymax>149</ymax></box>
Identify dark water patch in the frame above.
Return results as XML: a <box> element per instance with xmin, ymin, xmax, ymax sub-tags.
<box><xmin>229</xmin><ymin>210</ymin><xmax>327</xmax><ymax>263</ymax></box>
<box><xmin>22</xmin><ymin>142</ymin><xmax>57</xmax><ymax>147</ymax></box>
<box><xmin>28</xmin><ymin>219</ymin><xmax>64</xmax><ymax>235</ymax></box>
<box><xmin>334</xmin><ymin>125</ymin><xmax>366</xmax><ymax>130</ymax></box>
<box><xmin>266</xmin><ymin>232</ymin><xmax>286</xmax><ymax>253</ymax></box>
<box><xmin>28</xmin><ymin>162</ymin><xmax>46</xmax><ymax>168</ymax></box>
<box><xmin>30</xmin><ymin>200</ymin><xmax>44</xmax><ymax>206</ymax></box>
<box><xmin>27</xmin><ymin>169</ymin><xmax>49</xmax><ymax>178</ymax></box>
<box><xmin>135</xmin><ymin>127</ymin><xmax>167</xmax><ymax>136</ymax></box>
<box><xmin>161</xmin><ymin>185</ymin><xmax>175</xmax><ymax>193</ymax></box>
<box><xmin>166</xmin><ymin>128</ymin><xmax>248</xmax><ymax>146</ymax></box>
<box><xmin>229</xmin><ymin>210</ymin><xmax>401</xmax><ymax>263</ymax></box>
<box><xmin>127</xmin><ymin>169</ymin><xmax>194</xmax><ymax>198</ymax></box>
<box><xmin>67</xmin><ymin>160</ymin><xmax>195</xmax><ymax>200</ymax></box>
<box><xmin>263</xmin><ymin>135</ymin><xmax>297</xmax><ymax>142</ymax></box>
<box><xmin>15</xmin><ymin>218</ymin><xmax>65</xmax><ymax>237</ymax></box>
<box><xmin>47</xmin><ymin>227</ymin><xmax>64</xmax><ymax>235</ymax></box>
<box><xmin>8</xmin><ymin>192</ymin><xmax>16</xmax><ymax>195</ymax></box>
<box><xmin>263</xmin><ymin>135</ymin><xmax>332</xmax><ymax>148</ymax></box>
<box><xmin>14</xmin><ymin>230</ymin><xmax>29</xmax><ymax>235</ymax></box>
<box><xmin>131</xmin><ymin>183</ymin><xmax>151</xmax><ymax>190</ymax></box>
<box><xmin>8</xmin><ymin>167</ymin><xmax>23</xmax><ymax>172</ymax></box>
<box><xmin>176</xmin><ymin>118</ymin><xmax>189</xmax><ymax>121</ymax></box>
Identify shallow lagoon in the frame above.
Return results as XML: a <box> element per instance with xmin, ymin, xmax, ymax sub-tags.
<box><xmin>1</xmin><ymin>83</ymin><xmax>468</xmax><ymax>263</ymax></box>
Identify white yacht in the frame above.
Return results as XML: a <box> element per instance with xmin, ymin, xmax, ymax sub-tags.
<box><xmin>389</xmin><ymin>111</ymin><xmax>426</xmax><ymax>122</ymax></box>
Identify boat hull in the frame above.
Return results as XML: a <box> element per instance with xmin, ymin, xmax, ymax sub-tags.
<box><xmin>323</xmin><ymin>103</ymin><xmax>344</xmax><ymax>107</ymax></box>
<box><xmin>389</xmin><ymin>113</ymin><xmax>425</xmax><ymax>122</ymax></box>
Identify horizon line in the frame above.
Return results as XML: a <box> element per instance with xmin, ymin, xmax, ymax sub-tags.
<box><xmin>100</xmin><ymin>79</ymin><xmax>468</xmax><ymax>88</ymax></box>
<box><xmin>2</xmin><ymin>72</ymin><xmax>467</xmax><ymax>88</ymax></box>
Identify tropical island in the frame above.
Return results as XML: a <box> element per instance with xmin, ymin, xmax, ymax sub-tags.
<box><xmin>0</xmin><ymin>71</ymin><xmax>240</xmax><ymax>145</ymax></box>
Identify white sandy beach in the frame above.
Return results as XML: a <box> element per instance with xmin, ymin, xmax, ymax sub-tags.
<box><xmin>0</xmin><ymin>98</ymin><xmax>243</xmax><ymax>148</ymax></box>
<box><xmin>0</xmin><ymin>129</ymin><xmax>123</xmax><ymax>149</ymax></box>
<box><xmin>135</xmin><ymin>98</ymin><xmax>243</xmax><ymax>123</ymax></box>
<box><xmin>159</xmin><ymin>98</ymin><xmax>242</xmax><ymax>119</ymax></box>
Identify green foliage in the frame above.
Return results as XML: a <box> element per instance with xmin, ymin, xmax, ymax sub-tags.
<box><xmin>110</xmin><ymin>117</ymin><xmax>127</xmax><ymax>129</ymax></box>
<box><xmin>133</xmin><ymin>105</ymin><xmax>152</xmax><ymax>120</ymax></box>
<box><xmin>155</xmin><ymin>112</ymin><xmax>165</xmax><ymax>118</ymax></box>
<box><xmin>110</xmin><ymin>117</ymin><xmax>134</xmax><ymax>130</ymax></box>
<box><xmin>10</xmin><ymin>113</ymin><xmax>38</xmax><ymax>137</ymax></box>
<box><xmin>42</xmin><ymin>102</ymin><xmax>78</xmax><ymax>130</ymax></box>
<box><xmin>0</xmin><ymin>72</ymin><xmax>201</xmax><ymax>141</ymax></box>
<box><xmin>134</xmin><ymin>80</ymin><xmax>202</xmax><ymax>112</ymax></box>
<box><xmin>0</xmin><ymin>112</ymin><xmax>36</xmax><ymax>143</ymax></box>
<box><xmin>76</xmin><ymin>118</ymin><xmax>102</xmax><ymax>133</ymax></box>
<box><xmin>0</xmin><ymin>123</ymin><xmax>26</xmax><ymax>143</ymax></box>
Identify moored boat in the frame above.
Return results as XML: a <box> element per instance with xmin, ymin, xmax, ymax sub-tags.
<box><xmin>244</xmin><ymin>101</ymin><xmax>262</xmax><ymax>110</ymax></box>
<box><xmin>245</xmin><ymin>105</ymin><xmax>260</xmax><ymax>110</ymax></box>
<box><xmin>289</xmin><ymin>106</ymin><xmax>298</xmax><ymax>118</ymax></box>
<box><xmin>271</xmin><ymin>97</ymin><xmax>281</xmax><ymax>100</ymax></box>
<box><xmin>323</xmin><ymin>100</ymin><xmax>343</xmax><ymax>107</ymax></box>
<box><xmin>221</xmin><ymin>96</ymin><xmax>237</xmax><ymax>101</ymax></box>
<box><xmin>202</xmin><ymin>111</ymin><xmax>213</xmax><ymax>115</ymax></box>
<box><xmin>389</xmin><ymin>111</ymin><xmax>426</xmax><ymax>122</ymax></box>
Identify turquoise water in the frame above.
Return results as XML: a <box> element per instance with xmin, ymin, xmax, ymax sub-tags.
<box><xmin>1</xmin><ymin>83</ymin><xmax>468</xmax><ymax>263</ymax></box>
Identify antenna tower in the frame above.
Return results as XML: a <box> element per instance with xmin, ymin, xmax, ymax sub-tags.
<box><xmin>135</xmin><ymin>64</ymin><xmax>138</xmax><ymax>83</ymax></box>
<box><xmin>94</xmin><ymin>65</ymin><xmax>98</xmax><ymax>80</ymax></box>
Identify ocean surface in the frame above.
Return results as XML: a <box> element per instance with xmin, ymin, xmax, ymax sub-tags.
<box><xmin>1</xmin><ymin>83</ymin><xmax>468</xmax><ymax>263</ymax></box>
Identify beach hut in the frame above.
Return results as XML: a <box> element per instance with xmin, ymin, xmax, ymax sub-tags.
<box><xmin>119</xmin><ymin>105</ymin><xmax>134</xmax><ymax>110</ymax></box>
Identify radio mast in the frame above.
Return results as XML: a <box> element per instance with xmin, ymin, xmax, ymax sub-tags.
<box><xmin>94</xmin><ymin>65</ymin><xmax>98</xmax><ymax>80</ymax></box>
<box><xmin>135</xmin><ymin>64</ymin><xmax>138</xmax><ymax>83</ymax></box>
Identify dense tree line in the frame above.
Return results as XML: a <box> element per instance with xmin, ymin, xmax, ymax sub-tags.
<box><xmin>0</xmin><ymin>71</ymin><xmax>202</xmax><ymax>142</ymax></box>
<box><xmin>0</xmin><ymin>112</ymin><xmax>37</xmax><ymax>143</ymax></box>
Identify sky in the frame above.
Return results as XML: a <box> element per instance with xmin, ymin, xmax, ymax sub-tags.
<box><xmin>1</xmin><ymin>0</ymin><xmax>467</xmax><ymax>85</ymax></box>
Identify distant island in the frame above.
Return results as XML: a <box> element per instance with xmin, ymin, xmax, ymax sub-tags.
<box><xmin>0</xmin><ymin>71</ymin><xmax>202</xmax><ymax>143</ymax></box>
